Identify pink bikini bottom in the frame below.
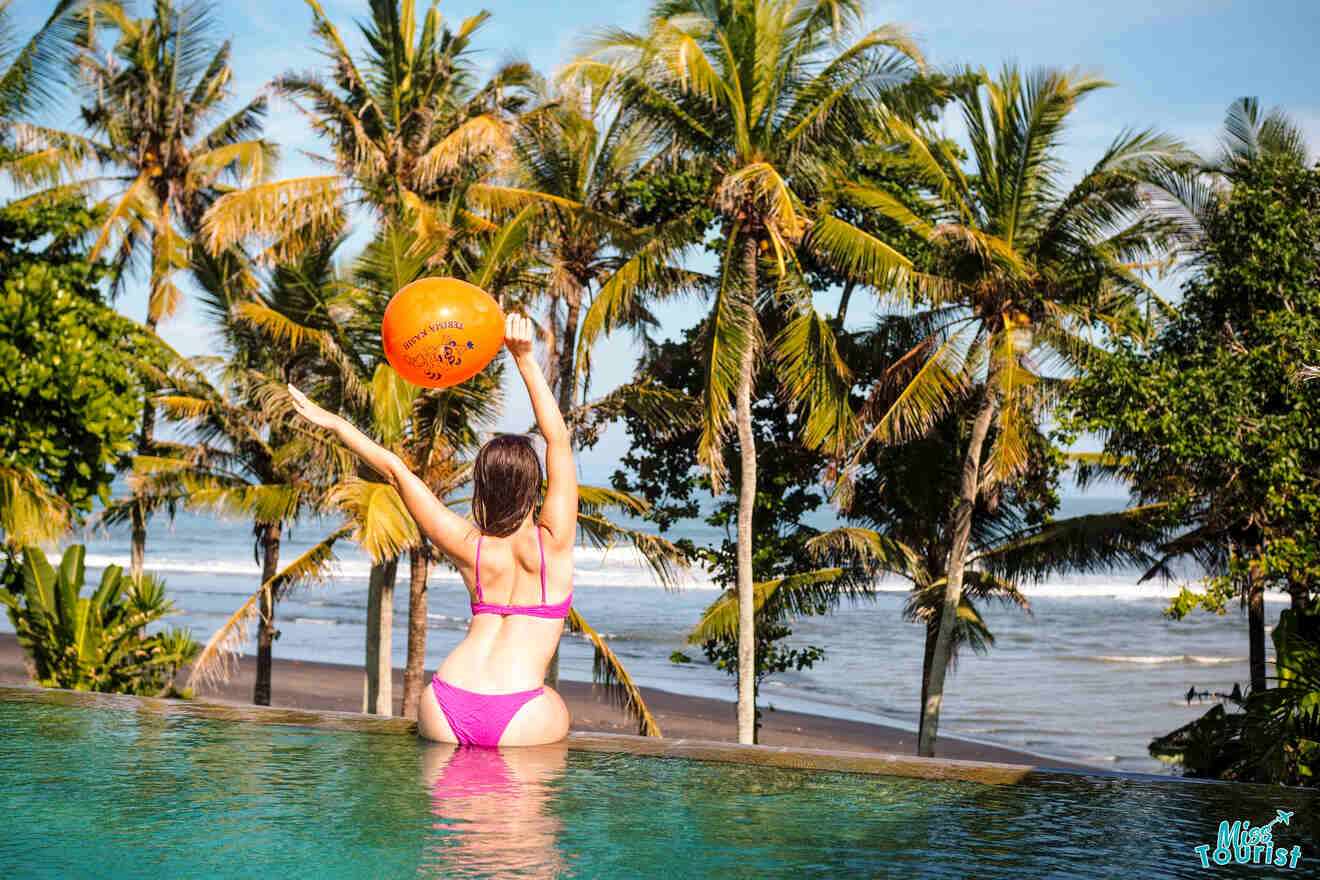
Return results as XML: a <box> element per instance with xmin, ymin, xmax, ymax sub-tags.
<box><xmin>430</xmin><ymin>676</ymin><xmax>543</xmax><ymax>747</ymax></box>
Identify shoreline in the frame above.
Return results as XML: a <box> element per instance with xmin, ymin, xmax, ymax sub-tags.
<box><xmin>0</xmin><ymin>633</ymin><xmax>1104</xmax><ymax>772</ymax></box>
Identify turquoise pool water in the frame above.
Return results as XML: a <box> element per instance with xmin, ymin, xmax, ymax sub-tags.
<box><xmin>1</xmin><ymin>696</ymin><xmax>1316</xmax><ymax>879</ymax></box>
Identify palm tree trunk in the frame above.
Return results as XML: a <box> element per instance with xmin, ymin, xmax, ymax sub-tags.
<box><xmin>402</xmin><ymin>544</ymin><xmax>429</xmax><ymax>719</ymax></box>
<box><xmin>130</xmin><ymin>502</ymin><xmax>146</xmax><ymax>583</ymax></box>
<box><xmin>131</xmin><ymin>315</ymin><xmax>159</xmax><ymax>584</ymax></box>
<box><xmin>919</xmin><ymin>379</ymin><xmax>997</xmax><ymax>758</ymax></box>
<box><xmin>917</xmin><ymin>615</ymin><xmax>937</xmax><ymax>748</ymax></box>
<box><xmin>1247</xmin><ymin>566</ymin><xmax>1266</xmax><ymax>694</ymax></box>
<box><xmin>254</xmin><ymin>522</ymin><xmax>281</xmax><ymax>706</ymax></box>
<box><xmin>835</xmin><ymin>280</ymin><xmax>856</xmax><ymax>327</ymax></box>
<box><xmin>544</xmin><ymin>283</ymin><xmax>583</xmax><ymax>691</ymax></box>
<box><xmin>556</xmin><ymin>286</ymin><xmax>583</xmax><ymax>415</ymax></box>
<box><xmin>735</xmin><ymin>234</ymin><xmax>759</xmax><ymax>746</ymax></box>
<box><xmin>363</xmin><ymin>556</ymin><xmax>398</xmax><ymax>715</ymax></box>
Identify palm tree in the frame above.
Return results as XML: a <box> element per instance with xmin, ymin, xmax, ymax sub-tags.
<box><xmin>504</xmin><ymin>87</ymin><xmax>703</xmax><ymax>412</ymax></box>
<box><xmin>201</xmin><ymin>0</ymin><xmax>530</xmax><ymax>262</ymax></box>
<box><xmin>566</xmin><ymin>0</ymin><xmax>923</xmax><ymax>743</ymax></box>
<box><xmin>484</xmin><ymin>86</ymin><xmax>707</xmax><ymax>685</ymax></box>
<box><xmin>838</xmin><ymin>66</ymin><xmax>1188</xmax><ymax>756</ymax></box>
<box><xmin>5</xmin><ymin>0</ymin><xmax>276</xmax><ymax>578</ymax></box>
<box><xmin>9</xmin><ymin>0</ymin><xmax>274</xmax><ymax>327</ymax></box>
<box><xmin>137</xmin><ymin>239</ymin><xmax>350</xmax><ymax>706</ymax></box>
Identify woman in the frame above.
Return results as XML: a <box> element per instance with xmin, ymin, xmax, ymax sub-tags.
<box><xmin>288</xmin><ymin>313</ymin><xmax>574</xmax><ymax>746</ymax></box>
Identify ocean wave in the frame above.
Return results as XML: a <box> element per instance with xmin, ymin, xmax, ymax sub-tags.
<box><xmin>84</xmin><ymin>549</ymin><xmax>723</xmax><ymax>590</ymax></box>
<box><xmin>94</xmin><ymin>546</ymin><xmax>1292</xmax><ymax>600</ymax></box>
<box><xmin>1087</xmin><ymin>654</ymin><xmax>1248</xmax><ymax>665</ymax></box>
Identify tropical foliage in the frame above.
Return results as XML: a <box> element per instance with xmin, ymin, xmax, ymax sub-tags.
<box><xmin>833</xmin><ymin>66</ymin><xmax>1189</xmax><ymax>756</ymax></box>
<box><xmin>3</xmin><ymin>0</ymin><xmax>1319</xmax><ymax>771</ymax></box>
<box><xmin>0</xmin><ymin>544</ymin><xmax>200</xmax><ymax>696</ymax></box>
<box><xmin>0</xmin><ymin>196</ymin><xmax>141</xmax><ymax>547</ymax></box>
<box><xmin>1149</xmin><ymin>604</ymin><xmax>1320</xmax><ymax>785</ymax></box>
<box><xmin>1066</xmin><ymin>101</ymin><xmax>1320</xmax><ymax>698</ymax></box>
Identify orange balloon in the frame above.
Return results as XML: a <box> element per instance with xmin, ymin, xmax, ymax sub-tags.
<box><xmin>382</xmin><ymin>277</ymin><xmax>505</xmax><ymax>388</ymax></box>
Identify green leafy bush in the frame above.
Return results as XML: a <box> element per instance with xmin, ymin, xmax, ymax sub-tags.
<box><xmin>0</xmin><ymin>545</ymin><xmax>200</xmax><ymax>696</ymax></box>
<box><xmin>1150</xmin><ymin>604</ymin><xmax>1320</xmax><ymax>786</ymax></box>
<box><xmin>0</xmin><ymin>198</ymin><xmax>142</xmax><ymax>516</ymax></box>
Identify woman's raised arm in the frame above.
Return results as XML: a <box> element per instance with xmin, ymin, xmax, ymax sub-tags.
<box><xmin>504</xmin><ymin>315</ymin><xmax>578</xmax><ymax>549</ymax></box>
<box><xmin>287</xmin><ymin>384</ymin><xmax>475</xmax><ymax>564</ymax></box>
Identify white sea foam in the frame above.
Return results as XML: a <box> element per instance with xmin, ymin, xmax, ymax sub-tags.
<box><xmin>84</xmin><ymin>546</ymin><xmax>724</xmax><ymax>590</ymax></box>
<box><xmin>1092</xmin><ymin>654</ymin><xmax>1249</xmax><ymax>665</ymax></box>
<box><xmin>88</xmin><ymin>548</ymin><xmax>1293</xmax><ymax>601</ymax></box>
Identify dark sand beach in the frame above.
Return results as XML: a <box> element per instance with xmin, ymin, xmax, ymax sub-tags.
<box><xmin>0</xmin><ymin>632</ymin><xmax>1100</xmax><ymax>771</ymax></box>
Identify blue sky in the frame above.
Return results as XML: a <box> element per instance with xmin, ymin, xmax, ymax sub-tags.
<box><xmin>15</xmin><ymin>0</ymin><xmax>1320</xmax><ymax>486</ymax></box>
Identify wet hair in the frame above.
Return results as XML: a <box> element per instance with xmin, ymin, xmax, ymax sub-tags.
<box><xmin>471</xmin><ymin>434</ymin><xmax>543</xmax><ymax>537</ymax></box>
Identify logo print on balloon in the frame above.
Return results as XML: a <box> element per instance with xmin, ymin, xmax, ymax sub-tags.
<box><xmin>405</xmin><ymin>336</ymin><xmax>477</xmax><ymax>382</ymax></box>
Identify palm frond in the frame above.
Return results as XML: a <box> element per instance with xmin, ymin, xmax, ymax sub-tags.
<box><xmin>324</xmin><ymin>478</ymin><xmax>422</xmax><ymax>562</ymax></box>
<box><xmin>186</xmin><ymin>525</ymin><xmax>351</xmax><ymax>690</ymax></box>
<box><xmin>575</xmin><ymin>512</ymin><xmax>688</xmax><ymax>589</ymax></box>
<box><xmin>0</xmin><ymin>464</ymin><xmax>69</xmax><ymax>547</ymax></box>
<box><xmin>805</xmin><ymin>526</ymin><xmax>926</xmax><ymax>582</ymax></box>
<box><xmin>201</xmin><ymin>176</ymin><xmax>344</xmax><ymax>256</ymax></box>
<box><xmin>975</xmin><ymin>504</ymin><xmax>1171</xmax><ymax>583</ymax></box>
<box><xmin>567</xmin><ymin>607</ymin><xmax>662</xmax><ymax>737</ymax></box>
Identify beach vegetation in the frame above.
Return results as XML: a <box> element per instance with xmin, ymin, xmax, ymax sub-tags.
<box><xmin>138</xmin><ymin>239</ymin><xmax>347</xmax><ymax>707</ymax></box>
<box><xmin>0</xmin><ymin>544</ymin><xmax>200</xmax><ymax>696</ymax></box>
<box><xmin>1067</xmin><ymin>99</ymin><xmax>1320</xmax><ymax>697</ymax></box>
<box><xmin>836</xmin><ymin>66</ymin><xmax>1188</xmax><ymax>756</ymax></box>
<box><xmin>4</xmin><ymin>0</ymin><xmax>278</xmax><ymax>580</ymax></box>
<box><xmin>0</xmin><ymin>196</ymin><xmax>142</xmax><ymax>549</ymax></box>
<box><xmin>1149</xmin><ymin>602</ymin><xmax>1320</xmax><ymax>785</ymax></box>
<box><xmin>568</xmin><ymin>0</ymin><xmax>925</xmax><ymax>745</ymax></box>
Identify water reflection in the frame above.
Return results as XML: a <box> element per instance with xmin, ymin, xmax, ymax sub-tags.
<box><xmin>419</xmin><ymin>742</ymin><xmax>569</xmax><ymax>878</ymax></box>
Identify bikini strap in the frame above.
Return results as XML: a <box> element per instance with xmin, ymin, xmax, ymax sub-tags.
<box><xmin>474</xmin><ymin>535</ymin><xmax>484</xmax><ymax>602</ymax></box>
<box><xmin>537</xmin><ymin>525</ymin><xmax>547</xmax><ymax>604</ymax></box>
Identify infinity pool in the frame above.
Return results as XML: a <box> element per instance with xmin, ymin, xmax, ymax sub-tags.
<box><xmin>1</xmin><ymin>689</ymin><xmax>1315</xmax><ymax>878</ymax></box>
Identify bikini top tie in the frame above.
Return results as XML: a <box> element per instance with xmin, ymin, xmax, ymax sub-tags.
<box><xmin>470</xmin><ymin>526</ymin><xmax>572</xmax><ymax>620</ymax></box>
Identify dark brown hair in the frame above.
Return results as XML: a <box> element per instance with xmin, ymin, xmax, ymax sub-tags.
<box><xmin>471</xmin><ymin>434</ymin><xmax>542</xmax><ymax>537</ymax></box>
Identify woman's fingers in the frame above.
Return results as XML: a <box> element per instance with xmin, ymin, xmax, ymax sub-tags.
<box><xmin>504</xmin><ymin>313</ymin><xmax>535</xmax><ymax>353</ymax></box>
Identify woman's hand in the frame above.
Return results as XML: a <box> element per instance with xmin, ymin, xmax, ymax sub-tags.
<box><xmin>504</xmin><ymin>313</ymin><xmax>535</xmax><ymax>360</ymax></box>
<box><xmin>287</xmin><ymin>384</ymin><xmax>340</xmax><ymax>430</ymax></box>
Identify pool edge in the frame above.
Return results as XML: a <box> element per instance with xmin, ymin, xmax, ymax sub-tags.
<box><xmin>1</xmin><ymin>683</ymin><xmax>1205</xmax><ymax>788</ymax></box>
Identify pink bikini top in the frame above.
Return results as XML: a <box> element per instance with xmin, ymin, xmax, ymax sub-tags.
<box><xmin>471</xmin><ymin>526</ymin><xmax>572</xmax><ymax>620</ymax></box>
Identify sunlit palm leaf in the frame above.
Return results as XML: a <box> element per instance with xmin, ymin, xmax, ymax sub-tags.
<box><xmin>576</xmin><ymin>512</ymin><xmax>687</xmax><ymax>589</ymax></box>
<box><xmin>689</xmin><ymin>568</ymin><xmax>862</xmax><ymax>642</ymax></box>
<box><xmin>567</xmin><ymin>607</ymin><xmax>662</xmax><ymax>737</ymax></box>
<box><xmin>413</xmin><ymin>114</ymin><xmax>511</xmax><ymax>189</ymax></box>
<box><xmin>0</xmin><ymin>464</ymin><xmax>69</xmax><ymax>547</ymax></box>
<box><xmin>325</xmin><ymin>479</ymin><xmax>421</xmax><ymax>562</ymax></box>
<box><xmin>186</xmin><ymin>524</ymin><xmax>351</xmax><ymax>690</ymax></box>
<box><xmin>202</xmin><ymin>175</ymin><xmax>344</xmax><ymax>255</ymax></box>
<box><xmin>696</xmin><ymin>227</ymin><xmax>757</xmax><ymax>492</ymax></box>
<box><xmin>773</xmin><ymin>304</ymin><xmax>857</xmax><ymax>456</ymax></box>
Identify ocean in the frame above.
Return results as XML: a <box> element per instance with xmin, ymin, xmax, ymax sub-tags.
<box><xmin>3</xmin><ymin>495</ymin><xmax>1285</xmax><ymax>774</ymax></box>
